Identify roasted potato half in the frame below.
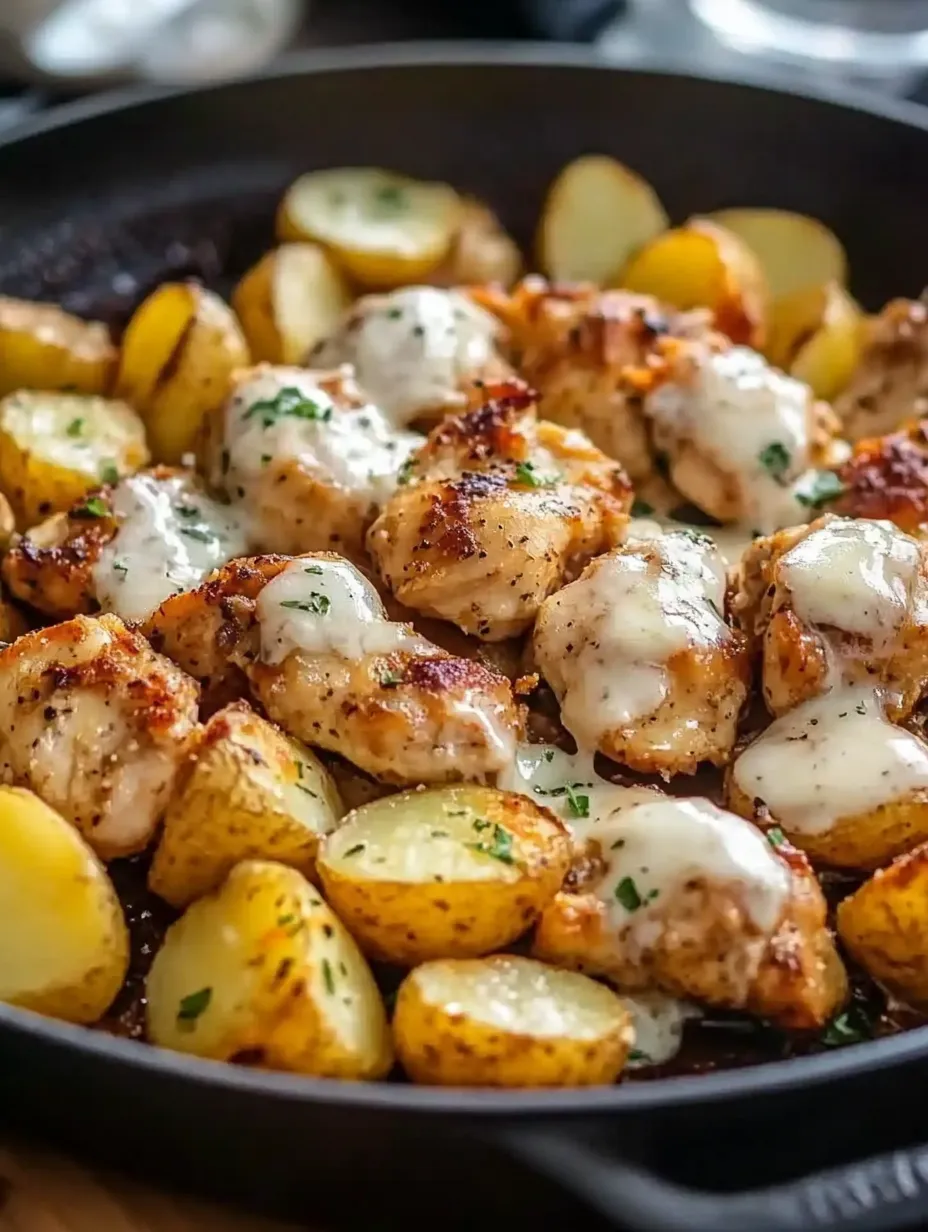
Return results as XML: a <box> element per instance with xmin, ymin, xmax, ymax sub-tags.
<box><xmin>707</xmin><ymin>208</ymin><xmax>847</xmax><ymax>301</ymax></box>
<box><xmin>317</xmin><ymin>785</ymin><xmax>572</xmax><ymax>965</ymax></box>
<box><xmin>115</xmin><ymin>281</ymin><xmax>250</xmax><ymax>464</ymax></box>
<box><xmin>837</xmin><ymin>845</ymin><xmax>928</xmax><ymax>1005</ymax></box>
<box><xmin>393</xmin><ymin>954</ymin><xmax>633</xmax><ymax>1087</ymax></box>
<box><xmin>0</xmin><ymin>391</ymin><xmax>148</xmax><ymax>528</ymax></box>
<box><xmin>232</xmin><ymin>242</ymin><xmax>353</xmax><ymax>365</ymax></box>
<box><xmin>537</xmin><ymin>154</ymin><xmax>669</xmax><ymax>285</ymax></box>
<box><xmin>146</xmin><ymin>859</ymin><xmax>392</xmax><ymax>1079</ymax></box>
<box><xmin>0</xmin><ymin>296</ymin><xmax>116</xmax><ymax>399</ymax></box>
<box><xmin>620</xmin><ymin>218</ymin><xmax>767</xmax><ymax>347</ymax></box>
<box><xmin>277</xmin><ymin>167</ymin><xmax>462</xmax><ymax>288</ymax></box>
<box><xmin>427</xmin><ymin>196</ymin><xmax>522</xmax><ymax>288</ymax></box>
<box><xmin>766</xmin><ymin>281</ymin><xmax>864</xmax><ymax>401</ymax></box>
<box><xmin>149</xmin><ymin>701</ymin><xmax>345</xmax><ymax>908</ymax></box>
<box><xmin>0</xmin><ymin>786</ymin><xmax>128</xmax><ymax>1024</ymax></box>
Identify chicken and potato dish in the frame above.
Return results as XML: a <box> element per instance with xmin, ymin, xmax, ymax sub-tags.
<box><xmin>2</xmin><ymin>154</ymin><xmax>927</xmax><ymax>1090</ymax></box>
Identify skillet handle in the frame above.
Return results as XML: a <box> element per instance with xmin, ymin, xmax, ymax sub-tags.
<box><xmin>500</xmin><ymin>1126</ymin><xmax>928</xmax><ymax>1232</ymax></box>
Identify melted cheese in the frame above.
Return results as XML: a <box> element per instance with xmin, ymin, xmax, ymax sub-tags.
<box><xmin>312</xmin><ymin>286</ymin><xmax>500</xmax><ymax>426</ymax></box>
<box><xmin>624</xmin><ymin>993</ymin><xmax>700</xmax><ymax>1068</ymax></box>
<box><xmin>92</xmin><ymin>472</ymin><xmax>249</xmax><ymax>623</ymax></box>
<box><xmin>732</xmin><ymin>687</ymin><xmax>928</xmax><ymax>835</ymax></box>
<box><xmin>256</xmin><ymin>557</ymin><xmax>426</xmax><ymax>665</ymax></box>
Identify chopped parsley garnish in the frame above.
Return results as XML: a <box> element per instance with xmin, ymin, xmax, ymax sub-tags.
<box><xmin>343</xmin><ymin>843</ymin><xmax>366</xmax><ymax>857</ymax></box>
<box><xmin>397</xmin><ymin>457</ymin><xmax>416</xmax><ymax>486</ymax></box>
<box><xmin>177</xmin><ymin>987</ymin><xmax>211</xmax><ymax>1027</ymax></box>
<box><xmin>113</xmin><ymin>560</ymin><xmax>128</xmax><ymax>578</ymax></box>
<box><xmin>466</xmin><ymin>823</ymin><xmax>515</xmax><ymax>865</ymax></box>
<box><xmin>795</xmin><ymin>469</ymin><xmax>846</xmax><ymax>510</ymax></box>
<box><xmin>513</xmin><ymin>460</ymin><xmax>559</xmax><ymax>488</ymax></box>
<box><xmin>676</xmin><ymin>527</ymin><xmax>714</xmax><ymax>547</ymax></box>
<box><xmin>386</xmin><ymin>306</ymin><xmax>403</xmax><ymax>320</ymax></box>
<box><xmin>630</xmin><ymin>498</ymin><xmax>654</xmax><ymax>517</ymax></box>
<box><xmin>304</xmin><ymin>565</ymin><xmax>324</xmax><ymax>575</ymax></box>
<box><xmin>244</xmin><ymin>386</ymin><xmax>332</xmax><ymax>428</ymax></box>
<box><xmin>565</xmin><ymin>785</ymin><xmax>590</xmax><ymax>819</ymax></box>
<box><xmin>377</xmin><ymin>666</ymin><xmax>405</xmax><ymax>687</ymax></box>
<box><xmin>179</xmin><ymin>526</ymin><xmax>215</xmax><ymax>544</ymax></box>
<box><xmin>99</xmin><ymin>461</ymin><xmax>120</xmax><ymax>485</ymax></box>
<box><xmin>758</xmin><ymin>441</ymin><xmax>791</xmax><ymax>482</ymax></box>
<box><xmin>543</xmin><ymin>750</ymin><xmax>555</xmax><ymax>763</ymax></box>
<box><xmin>73</xmin><ymin>496</ymin><xmax>108</xmax><ymax>519</ymax></box>
<box><xmin>820</xmin><ymin>1004</ymin><xmax>874</xmax><ymax>1048</ymax></box>
<box><xmin>277</xmin><ymin>914</ymin><xmax>295</xmax><ymax>928</ymax></box>
<box><xmin>766</xmin><ymin>826</ymin><xmax>788</xmax><ymax>849</ymax></box>
<box><xmin>280</xmin><ymin>593</ymin><xmax>331</xmax><ymax>616</ymax></box>
<box><xmin>294</xmin><ymin>783</ymin><xmax>318</xmax><ymax>798</ymax></box>
<box><xmin>614</xmin><ymin>876</ymin><xmax>643</xmax><ymax>912</ymax></box>
<box><xmin>261</xmin><ymin>454</ymin><xmax>272</xmax><ymax>465</ymax></box>
<box><xmin>628</xmin><ymin>1048</ymin><xmax>649</xmax><ymax>1063</ymax></box>
<box><xmin>373</xmin><ymin>183</ymin><xmax>406</xmax><ymax>210</ymax></box>
<box><xmin>322</xmin><ymin>958</ymin><xmax>336</xmax><ymax>995</ymax></box>
<box><xmin>472</xmin><ymin>818</ymin><xmax>492</xmax><ymax>832</ymax></box>
<box><xmin>176</xmin><ymin>504</ymin><xmax>200</xmax><ymax>518</ymax></box>
<box><xmin>66</xmin><ymin>417</ymin><xmax>84</xmax><ymax>437</ymax></box>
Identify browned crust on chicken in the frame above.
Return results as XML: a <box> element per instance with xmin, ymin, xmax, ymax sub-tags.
<box><xmin>2</xmin><ymin>499</ymin><xmax>115</xmax><ymax>618</ymax></box>
<box><xmin>835</xmin><ymin>418</ymin><xmax>928</xmax><ymax>533</ymax></box>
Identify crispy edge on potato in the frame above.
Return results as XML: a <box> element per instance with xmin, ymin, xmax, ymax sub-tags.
<box><xmin>0</xmin><ymin>296</ymin><xmax>116</xmax><ymax>399</ymax></box>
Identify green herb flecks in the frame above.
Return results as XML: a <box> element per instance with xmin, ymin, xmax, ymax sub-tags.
<box><xmin>766</xmin><ymin>826</ymin><xmax>788</xmax><ymax>849</ymax></box>
<box><xmin>820</xmin><ymin>1004</ymin><xmax>875</xmax><ymax>1048</ymax></box>
<box><xmin>179</xmin><ymin>525</ymin><xmax>216</xmax><ymax>545</ymax></box>
<box><xmin>614</xmin><ymin>876</ymin><xmax>644</xmax><ymax>912</ymax></box>
<box><xmin>244</xmin><ymin>386</ymin><xmax>332</xmax><ymax>429</ymax></box>
<box><xmin>280</xmin><ymin>594</ymin><xmax>331</xmax><ymax>616</ymax></box>
<box><xmin>66</xmin><ymin>417</ymin><xmax>84</xmax><ymax>438</ymax></box>
<box><xmin>73</xmin><ymin>496</ymin><xmax>108</xmax><ymax>519</ymax></box>
<box><xmin>177</xmin><ymin>986</ymin><xmax>212</xmax><ymax>1028</ymax></box>
<box><xmin>795</xmin><ymin>469</ymin><xmax>846</xmax><ymax>511</ymax></box>
<box><xmin>466</xmin><ymin>823</ymin><xmax>515</xmax><ymax>865</ymax></box>
<box><xmin>758</xmin><ymin>441</ymin><xmax>791</xmax><ymax>483</ymax></box>
<box><xmin>322</xmin><ymin>958</ymin><xmax>336</xmax><ymax>995</ymax></box>
<box><xmin>99</xmin><ymin>461</ymin><xmax>120</xmax><ymax>485</ymax></box>
<box><xmin>630</xmin><ymin>498</ymin><xmax>655</xmax><ymax>517</ymax></box>
<box><xmin>343</xmin><ymin>843</ymin><xmax>366</xmax><ymax>858</ymax></box>
<box><xmin>513</xmin><ymin>460</ymin><xmax>559</xmax><ymax>488</ymax></box>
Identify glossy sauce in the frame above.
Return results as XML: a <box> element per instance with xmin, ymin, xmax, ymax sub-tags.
<box><xmin>623</xmin><ymin>992</ymin><xmax>701</xmax><ymax>1068</ymax></box>
<box><xmin>497</xmin><ymin>741</ymin><xmax>620</xmax><ymax>844</ymax></box>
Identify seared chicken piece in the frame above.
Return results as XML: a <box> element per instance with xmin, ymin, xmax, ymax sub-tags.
<box><xmin>834</xmin><ymin>418</ymin><xmax>928</xmax><ymax>534</ymax></box>
<box><xmin>532</xmin><ymin>529</ymin><xmax>750</xmax><ymax>775</ymax></box>
<box><xmin>366</xmin><ymin>379</ymin><xmax>631</xmax><ymax>641</ymax></box>
<box><xmin>310</xmin><ymin>285</ymin><xmax>511</xmax><ymax>429</ymax></box>
<box><xmin>0</xmin><ymin>613</ymin><xmax>199</xmax><ymax>859</ymax></box>
<box><xmin>203</xmin><ymin>364</ymin><xmax>421</xmax><ymax>562</ymax></box>
<box><xmin>145</xmin><ymin>553</ymin><xmax>520</xmax><ymax>785</ymax></box>
<box><xmin>2</xmin><ymin>466</ymin><xmax>247</xmax><ymax>623</ymax></box>
<box><xmin>836</xmin><ymin>297</ymin><xmax>928</xmax><ymax>442</ymax></box>
<box><xmin>533</xmin><ymin>788</ymin><xmax>847</xmax><ymax>1030</ymax></box>
<box><xmin>733</xmin><ymin>514</ymin><xmax>928</xmax><ymax>720</ymax></box>
<box><xmin>475</xmin><ymin>277</ymin><xmax>712</xmax><ymax>483</ymax></box>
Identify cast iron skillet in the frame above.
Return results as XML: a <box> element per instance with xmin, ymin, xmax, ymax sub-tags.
<box><xmin>2</xmin><ymin>43</ymin><xmax>928</xmax><ymax>1232</ymax></box>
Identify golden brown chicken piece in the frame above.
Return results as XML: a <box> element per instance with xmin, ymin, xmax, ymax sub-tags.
<box><xmin>835</xmin><ymin>297</ymin><xmax>928</xmax><ymax>442</ymax></box>
<box><xmin>0</xmin><ymin>613</ymin><xmax>199</xmax><ymax>859</ymax></box>
<box><xmin>531</xmin><ymin>529</ymin><xmax>750</xmax><ymax>775</ymax></box>
<box><xmin>474</xmin><ymin>277</ymin><xmax>712</xmax><ymax>483</ymax></box>
<box><xmin>145</xmin><ymin>552</ymin><xmax>521</xmax><ymax>785</ymax></box>
<box><xmin>733</xmin><ymin>514</ymin><xmax>928</xmax><ymax>720</ymax></box>
<box><xmin>532</xmin><ymin>789</ymin><xmax>847</xmax><ymax>1030</ymax></box>
<box><xmin>834</xmin><ymin>418</ymin><xmax>928</xmax><ymax>534</ymax></box>
<box><xmin>366</xmin><ymin>378</ymin><xmax>631</xmax><ymax>642</ymax></box>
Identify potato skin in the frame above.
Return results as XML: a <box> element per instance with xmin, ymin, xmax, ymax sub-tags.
<box><xmin>0</xmin><ymin>297</ymin><xmax>116</xmax><ymax>399</ymax></box>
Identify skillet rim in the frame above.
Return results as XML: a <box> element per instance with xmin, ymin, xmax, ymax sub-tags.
<box><xmin>2</xmin><ymin>40</ymin><xmax>928</xmax><ymax>1113</ymax></box>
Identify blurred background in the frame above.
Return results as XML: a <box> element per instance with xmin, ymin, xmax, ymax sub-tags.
<box><xmin>4</xmin><ymin>0</ymin><xmax>928</xmax><ymax>128</ymax></box>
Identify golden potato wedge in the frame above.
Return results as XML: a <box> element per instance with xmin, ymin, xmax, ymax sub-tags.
<box><xmin>766</xmin><ymin>282</ymin><xmax>864</xmax><ymax>401</ymax></box>
<box><xmin>317</xmin><ymin>785</ymin><xmax>572</xmax><ymax>965</ymax></box>
<box><xmin>0</xmin><ymin>296</ymin><xmax>116</xmax><ymax>399</ymax></box>
<box><xmin>232</xmin><ymin>242</ymin><xmax>353</xmax><ymax>365</ymax></box>
<box><xmin>115</xmin><ymin>282</ymin><xmax>249</xmax><ymax>464</ymax></box>
<box><xmin>276</xmin><ymin>167</ymin><xmax>462</xmax><ymax>288</ymax></box>
<box><xmin>149</xmin><ymin>701</ymin><xmax>345</xmax><ymax>908</ymax></box>
<box><xmin>538</xmin><ymin>154</ymin><xmax>669</xmax><ymax>285</ymax></box>
<box><xmin>427</xmin><ymin>196</ymin><xmax>522</xmax><ymax>288</ymax></box>
<box><xmin>620</xmin><ymin>218</ymin><xmax>767</xmax><ymax>347</ymax></box>
<box><xmin>393</xmin><ymin>954</ymin><xmax>632</xmax><ymax>1087</ymax></box>
<box><xmin>837</xmin><ymin>845</ymin><xmax>928</xmax><ymax>1004</ymax></box>
<box><xmin>0</xmin><ymin>493</ymin><xmax>15</xmax><ymax>553</ymax></box>
<box><xmin>707</xmin><ymin>208</ymin><xmax>847</xmax><ymax>301</ymax></box>
<box><xmin>0</xmin><ymin>390</ymin><xmax>148</xmax><ymax>527</ymax></box>
<box><xmin>146</xmin><ymin>859</ymin><xmax>392</xmax><ymax>1078</ymax></box>
<box><xmin>0</xmin><ymin>786</ymin><xmax>128</xmax><ymax>1024</ymax></box>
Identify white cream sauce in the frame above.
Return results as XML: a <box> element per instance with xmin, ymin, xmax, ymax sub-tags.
<box><xmin>256</xmin><ymin>557</ymin><xmax>427</xmax><ymax>666</ymax></box>
<box><xmin>311</xmin><ymin>286</ymin><xmax>501</xmax><ymax>426</ymax></box>
<box><xmin>92</xmin><ymin>472</ymin><xmax>249</xmax><ymax>623</ymax></box>
<box><xmin>625</xmin><ymin>515</ymin><xmax>756</xmax><ymax>570</ymax></box>
<box><xmin>223</xmin><ymin>366</ymin><xmax>421</xmax><ymax>508</ymax></box>
<box><xmin>623</xmin><ymin>993</ymin><xmax>701</xmax><ymax>1068</ymax></box>
<box><xmin>497</xmin><ymin>741</ymin><xmax>621</xmax><ymax>844</ymax></box>
<box><xmin>732</xmin><ymin>686</ymin><xmax>928</xmax><ymax>835</ymax></box>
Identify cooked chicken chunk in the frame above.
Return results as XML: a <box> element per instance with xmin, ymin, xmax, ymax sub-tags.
<box><xmin>532</xmin><ymin>530</ymin><xmax>750</xmax><ymax>775</ymax></box>
<box><xmin>366</xmin><ymin>378</ymin><xmax>631</xmax><ymax>641</ymax></box>
<box><xmin>475</xmin><ymin>278</ymin><xmax>711</xmax><ymax>483</ymax></box>
<box><xmin>834</xmin><ymin>418</ymin><xmax>928</xmax><ymax>534</ymax></box>
<box><xmin>533</xmin><ymin>789</ymin><xmax>847</xmax><ymax>1029</ymax></box>
<box><xmin>2</xmin><ymin>466</ymin><xmax>248</xmax><ymax>623</ymax></box>
<box><xmin>733</xmin><ymin>514</ymin><xmax>928</xmax><ymax>720</ymax></box>
<box><xmin>202</xmin><ymin>364</ymin><xmax>421</xmax><ymax>562</ymax></box>
<box><xmin>310</xmin><ymin>285</ymin><xmax>511</xmax><ymax>428</ymax></box>
<box><xmin>835</xmin><ymin>297</ymin><xmax>928</xmax><ymax>442</ymax></box>
<box><xmin>0</xmin><ymin>613</ymin><xmax>199</xmax><ymax>859</ymax></box>
<box><xmin>146</xmin><ymin>553</ymin><xmax>520</xmax><ymax>785</ymax></box>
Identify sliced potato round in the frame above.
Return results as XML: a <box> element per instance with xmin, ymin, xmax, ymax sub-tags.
<box><xmin>393</xmin><ymin>954</ymin><xmax>632</xmax><ymax>1087</ymax></box>
<box><xmin>620</xmin><ymin>218</ymin><xmax>767</xmax><ymax>347</ymax></box>
<box><xmin>276</xmin><ymin>167</ymin><xmax>462</xmax><ymax>289</ymax></box>
<box><xmin>0</xmin><ymin>390</ymin><xmax>148</xmax><ymax>528</ymax></box>
<box><xmin>317</xmin><ymin>785</ymin><xmax>572</xmax><ymax>965</ymax></box>
<box><xmin>115</xmin><ymin>281</ymin><xmax>250</xmax><ymax>464</ymax></box>
<box><xmin>766</xmin><ymin>281</ymin><xmax>864</xmax><ymax>401</ymax></box>
<box><xmin>0</xmin><ymin>786</ymin><xmax>128</xmax><ymax>1024</ymax></box>
<box><xmin>707</xmin><ymin>208</ymin><xmax>847</xmax><ymax>301</ymax></box>
<box><xmin>0</xmin><ymin>296</ymin><xmax>116</xmax><ymax>399</ymax></box>
<box><xmin>146</xmin><ymin>859</ymin><xmax>392</xmax><ymax>1079</ymax></box>
<box><xmin>149</xmin><ymin>701</ymin><xmax>345</xmax><ymax>909</ymax></box>
<box><xmin>232</xmin><ymin>242</ymin><xmax>353</xmax><ymax>365</ymax></box>
<box><xmin>538</xmin><ymin>154</ymin><xmax>669</xmax><ymax>285</ymax></box>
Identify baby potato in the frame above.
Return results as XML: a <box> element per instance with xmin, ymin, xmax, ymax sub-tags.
<box><xmin>317</xmin><ymin>786</ymin><xmax>572</xmax><ymax>965</ymax></box>
<box><xmin>0</xmin><ymin>390</ymin><xmax>148</xmax><ymax>527</ymax></box>
<box><xmin>147</xmin><ymin>860</ymin><xmax>392</xmax><ymax>1078</ymax></box>
<box><xmin>707</xmin><ymin>208</ymin><xmax>847</xmax><ymax>301</ymax></box>
<box><xmin>837</xmin><ymin>845</ymin><xmax>928</xmax><ymax>1005</ymax></box>
<box><xmin>149</xmin><ymin>701</ymin><xmax>345</xmax><ymax>909</ymax></box>
<box><xmin>620</xmin><ymin>217</ymin><xmax>767</xmax><ymax>347</ymax></box>
<box><xmin>393</xmin><ymin>954</ymin><xmax>633</xmax><ymax>1087</ymax></box>
<box><xmin>427</xmin><ymin>196</ymin><xmax>522</xmax><ymax>288</ymax></box>
<box><xmin>0</xmin><ymin>296</ymin><xmax>116</xmax><ymax>399</ymax></box>
<box><xmin>277</xmin><ymin>167</ymin><xmax>462</xmax><ymax>288</ymax></box>
<box><xmin>232</xmin><ymin>242</ymin><xmax>352</xmax><ymax>365</ymax></box>
<box><xmin>537</xmin><ymin>154</ymin><xmax>669</xmax><ymax>285</ymax></box>
<box><xmin>115</xmin><ymin>281</ymin><xmax>249</xmax><ymax>464</ymax></box>
<box><xmin>0</xmin><ymin>786</ymin><xmax>128</xmax><ymax>1024</ymax></box>
<box><xmin>0</xmin><ymin>493</ymin><xmax>15</xmax><ymax>553</ymax></box>
<box><xmin>766</xmin><ymin>281</ymin><xmax>864</xmax><ymax>401</ymax></box>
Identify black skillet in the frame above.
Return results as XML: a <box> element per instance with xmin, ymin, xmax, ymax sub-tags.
<box><xmin>2</xmin><ymin>43</ymin><xmax>928</xmax><ymax>1232</ymax></box>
